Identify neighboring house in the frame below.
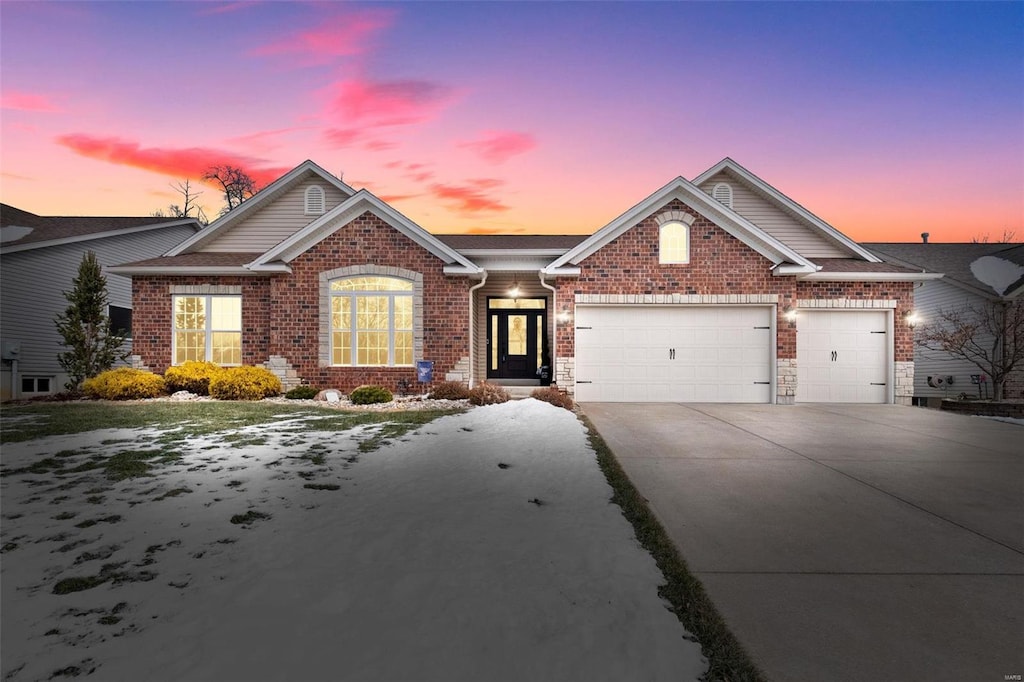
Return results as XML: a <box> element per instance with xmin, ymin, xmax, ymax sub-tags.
<box><xmin>109</xmin><ymin>158</ymin><xmax>940</xmax><ymax>405</ymax></box>
<box><xmin>863</xmin><ymin>242</ymin><xmax>1024</xmax><ymax>402</ymax></box>
<box><xmin>0</xmin><ymin>205</ymin><xmax>201</xmax><ymax>400</ymax></box>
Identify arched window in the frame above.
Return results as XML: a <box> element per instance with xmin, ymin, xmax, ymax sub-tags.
<box><xmin>659</xmin><ymin>222</ymin><xmax>689</xmax><ymax>264</ymax></box>
<box><xmin>712</xmin><ymin>182</ymin><xmax>733</xmax><ymax>209</ymax></box>
<box><xmin>330</xmin><ymin>276</ymin><xmax>414</xmax><ymax>366</ymax></box>
<box><xmin>305</xmin><ymin>185</ymin><xmax>326</xmax><ymax>215</ymax></box>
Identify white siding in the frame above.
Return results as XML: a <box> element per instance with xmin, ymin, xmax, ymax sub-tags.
<box><xmin>699</xmin><ymin>172</ymin><xmax>849</xmax><ymax>258</ymax></box>
<box><xmin>0</xmin><ymin>226</ymin><xmax>198</xmax><ymax>396</ymax></box>
<box><xmin>913</xmin><ymin>280</ymin><xmax>998</xmax><ymax>399</ymax></box>
<box><xmin>201</xmin><ymin>177</ymin><xmax>351</xmax><ymax>252</ymax></box>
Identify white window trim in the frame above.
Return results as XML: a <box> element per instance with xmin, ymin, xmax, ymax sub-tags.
<box><xmin>305</xmin><ymin>185</ymin><xmax>326</xmax><ymax>215</ymax></box>
<box><xmin>171</xmin><ymin>294</ymin><xmax>242</xmax><ymax>366</ymax></box>
<box><xmin>330</xmin><ymin>278</ymin><xmax>414</xmax><ymax>367</ymax></box>
<box><xmin>658</xmin><ymin>221</ymin><xmax>690</xmax><ymax>264</ymax></box>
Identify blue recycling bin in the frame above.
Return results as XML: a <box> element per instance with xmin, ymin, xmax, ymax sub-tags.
<box><xmin>416</xmin><ymin>360</ymin><xmax>433</xmax><ymax>383</ymax></box>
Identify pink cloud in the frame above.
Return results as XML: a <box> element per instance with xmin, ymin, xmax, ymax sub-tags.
<box><xmin>363</xmin><ymin>139</ymin><xmax>397</xmax><ymax>152</ymax></box>
<box><xmin>377</xmin><ymin>193</ymin><xmax>420</xmax><ymax>204</ymax></box>
<box><xmin>430</xmin><ymin>179</ymin><xmax>508</xmax><ymax>214</ymax></box>
<box><xmin>55</xmin><ymin>134</ymin><xmax>289</xmax><ymax>187</ymax></box>
<box><xmin>459</xmin><ymin>130</ymin><xmax>537</xmax><ymax>164</ymax></box>
<box><xmin>326</xmin><ymin>77</ymin><xmax>454</xmax><ymax>128</ymax></box>
<box><xmin>323</xmin><ymin>128</ymin><xmax>361</xmax><ymax>148</ymax></box>
<box><xmin>1</xmin><ymin>90</ymin><xmax>61</xmax><ymax>113</ymax></box>
<box><xmin>253</xmin><ymin>8</ymin><xmax>395</xmax><ymax>65</ymax></box>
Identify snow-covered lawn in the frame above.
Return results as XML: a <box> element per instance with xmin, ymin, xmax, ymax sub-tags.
<box><xmin>1</xmin><ymin>399</ymin><xmax>706</xmax><ymax>681</ymax></box>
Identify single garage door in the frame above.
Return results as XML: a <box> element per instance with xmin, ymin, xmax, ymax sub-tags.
<box><xmin>796</xmin><ymin>310</ymin><xmax>889</xmax><ymax>403</ymax></box>
<box><xmin>574</xmin><ymin>306</ymin><xmax>772</xmax><ymax>402</ymax></box>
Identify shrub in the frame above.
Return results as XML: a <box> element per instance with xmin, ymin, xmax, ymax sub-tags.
<box><xmin>468</xmin><ymin>382</ymin><xmax>510</xmax><ymax>406</ymax></box>
<box><xmin>163</xmin><ymin>361</ymin><xmax>225</xmax><ymax>395</ymax></box>
<box><xmin>83</xmin><ymin>368</ymin><xmax>166</xmax><ymax>400</ymax></box>
<box><xmin>285</xmin><ymin>385</ymin><xmax>319</xmax><ymax>400</ymax></box>
<box><xmin>530</xmin><ymin>386</ymin><xmax>574</xmax><ymax>411</ymax></box>
<box><xmin>349</xmin><ymin>385</ymin><xmax>393</xmax><ymax>405</ymax></box>
<box><xmin>208</xmin><ymin>366</ymin><xmax>282</xmax><ymax>401</ymax></box>
<box><xmin>428</xmin><ymin>380</ymin><xmax>471</xmax><ymax>401</ymax></box>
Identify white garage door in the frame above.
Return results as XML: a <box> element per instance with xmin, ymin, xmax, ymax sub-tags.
<box><xmin>797</xmin><ymin>310</ymin><xmax>889</xmax><ymax>403</ymax></box>
<box><xmin>574</xmin><ymin>306</ymin><xmax>772</xmax><ymax>402</ymax></box>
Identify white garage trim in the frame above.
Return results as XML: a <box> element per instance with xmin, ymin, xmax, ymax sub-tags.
<box><xmin>796</xmin><ymin>309</ymin><xmax>893</xmax><ymax>403</ymax></box>
<box><xmin>574</xmin><ymin>304</ymin><xmax>776</xmax><ymax>403</ymax></box>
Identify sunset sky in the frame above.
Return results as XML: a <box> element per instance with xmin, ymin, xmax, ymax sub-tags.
<box><xmin>1</xmin><ymin>1</ymin><xmax>1021</xmax><ymax>242</ymax></box>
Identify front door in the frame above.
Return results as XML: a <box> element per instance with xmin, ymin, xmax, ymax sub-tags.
<box><xmin>487</xmin><ymin>298</ymin><xmax>547</xmax><ymax>379</ymax></box>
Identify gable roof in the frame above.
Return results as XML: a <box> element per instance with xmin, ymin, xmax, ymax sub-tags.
<box><xmin>544</xmin><ymin>175</ymin><xmax>816</xmax><ymax>275</ymax></box>
<box><xmin>692</xmin><ymin>158</ymin><xmax>881</xmax><ymax>263</ymax></box>
<box><xmin>1</xmin><ymin>203</ymin><xmax>200</xmax><ymax>253</ymax></box>
<box><xmin>166</xmin><ymin>160</ymin><xmax>357</xmax><ymax>257</ymax></box>
<box><xmin>248</xmin><ymin>190</ymin><xmax>480</xmax><ymax>274</ymax></box>
<box><xmin>864</xmin><ymin>242</ymin><xmax>1024</xmax><ymax>299</ymax></box>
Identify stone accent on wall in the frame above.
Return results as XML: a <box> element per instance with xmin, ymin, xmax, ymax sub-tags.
<box><xmin>446</xmin><ymin>356</ymin><xmax>470</xmax><ymax>383</ymax></box>
<box><xmin>895</xmin><ymin>360</ymin><xmax>914</xmax><ymax>406</ymax></box>
<box><xmin>556</xmin><ymin>356</ymin><xmax>574</xmax><ymax>395</ymax></box>
<box><xmin>654</xmin><ymin>209</ymin><xmax>696</xmax><ymax>226</ymax></box>
<box><xmin>777</xmin><ymin>358</ymin><xmax>796</xmax><ymax>405</ymax></box>
<box><xmin>129</xmin><ymin>355</ymin><xmax>152</xmax><ymax>372</ymax></box>
<box><xmin>169</xmin><ymin>284</ymin><xmax>243</xmax><ymax>295</ymax></box>
<box><xmin>263</xmin><ymin>355</ymin><xmax>301</xmax><ymax>391</ymax></box>
<box><xmin>796</xmin><ymin>298</ymin><xmax>897</xmax><ymax>309</ymax></box>
<box><xmin>575</xmin><ymin>293</ymin><xmax>780</xmax><ymax>305</ymax></box>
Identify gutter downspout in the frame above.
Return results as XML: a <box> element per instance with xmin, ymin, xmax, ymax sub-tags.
<box><xmin>539</xmin><ymin>272</ymin><xmax>557</xmax><ymax>386</ymax></box>
<box><xmin>468</xmin><ymin>271</ymin><xmax>488</xmax><ymax>388</ymax></box>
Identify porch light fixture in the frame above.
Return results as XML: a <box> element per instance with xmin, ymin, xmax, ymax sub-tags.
<box><xmin>903</xmin><ymin>310</ymin><xmax>919</xmax><ymax>329</ymax></box>
<box><xmin>783</xmin><ymin>306</ymin><xmax>797</xmax><ymax>324</ymax></box>
<box><xmin>508</xmin><ymin>280</ymin><xmax>521</xmax><ymax>299</ymax></box>
<box><xmin>557</xmin><ymin>307</ymin><xmax>572</xmax><ymax>323</ymax></box>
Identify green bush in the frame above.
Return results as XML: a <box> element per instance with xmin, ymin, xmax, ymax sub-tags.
<box><xmin>163</xmin><ymin>361</ymin><xmax>225</xmax><ymax>395</ymax></box>
<box><xmin>83</xmin><ymin>368</ymin><xmax>166</xmax><ymax>400</ymax></box>
<box><xmin>468</xmin><ymin>382</ymin><xmax>510</xmax><ymax>406</ymax></box>
<box><xmin>209</xmin><ymin>366</ymin><xmax>282</xmax><ymax>401</ymax></box>
<box><xmin>285</xmin><ymin>385</ymin><xmax>319</xmax><ymax>400</ymax></box>
<box><xmin>349</xmin><ymin>385</ymin><xmax>393</xmax><ymax>405</ymax></box>
<box><xmin>530</xmin><ymin>386</ymin><xmax>574</xmax><ymax>410</ymax></box>
<box><xmin>428</xmin><ymin>380</ymin><xmax>471</xmax><ymax>401</ymax></box>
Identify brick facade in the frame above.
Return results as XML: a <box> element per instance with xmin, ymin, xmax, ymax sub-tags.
<box><xmin>551</xmin><ymin>199</ymin><xmax>915</xmax><ymax>400</ymax></box>
<box><xmin>132</xmin><ymin>211</ymin><xmax>470</xmax><ymax>393</ymax></box>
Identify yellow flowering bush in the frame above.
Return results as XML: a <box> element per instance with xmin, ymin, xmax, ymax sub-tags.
<box><xmin>163</xmin><ymin>361</ymin><xmax>226</xmax><ymax>395</ymax></box>
<box><xmin>83</xmin><ymin>368</ymin><xmax>166</xmax><ymax>400</ymax></box>
<box><xmin>208</xmin><ymin>366</ymin><xmax>282</xmax><ymax>401</ymax></box>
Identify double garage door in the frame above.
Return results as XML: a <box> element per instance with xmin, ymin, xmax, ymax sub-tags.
<box><xmin>574</xmin><ymin>306</ymin><xmax>890</xmax><ymax>403</ymax></box>
<box><xmin>574</xmin><ymin>306</ymin><xmax>773</xmax><ymax>403</ymax></box>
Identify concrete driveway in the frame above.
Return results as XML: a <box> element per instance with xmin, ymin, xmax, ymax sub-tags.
<box><xmin>582</xmin><ymin>403</ymin><xmax>1024</xmax><ymax>682</ymax></box>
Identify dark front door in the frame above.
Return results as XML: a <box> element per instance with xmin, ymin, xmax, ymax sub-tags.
<box><xmin>488</xmin><ymin>308</ymin><xmax>546</xmax><ymax>379</ymax></box>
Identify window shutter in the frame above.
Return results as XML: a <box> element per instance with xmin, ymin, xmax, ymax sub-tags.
<box><xmin>305</xmin><ymin>186</ymin><xmax>326</xmax><ymax>215</ymax></box>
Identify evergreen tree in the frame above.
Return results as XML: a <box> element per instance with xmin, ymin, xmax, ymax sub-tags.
<box><xmin>55</xmin><ymin>251</ymin><xmax>128</xmax><ymax>392</ymax></box>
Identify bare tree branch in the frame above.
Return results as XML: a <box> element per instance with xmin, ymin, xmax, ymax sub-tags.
<box><xmin>202</xmin><ymin>165</ymin><xmax>258</xmax><ymax>216</ymax></box>
<box><xmin>915</xmin><ymin>299</ymin><xmax>1024</xmax><ymax>400</ymax></box>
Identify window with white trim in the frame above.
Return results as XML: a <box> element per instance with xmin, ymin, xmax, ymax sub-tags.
<box><xmin>172</xmin><ymin>295</ymin><xmax>242</xmax><ymax>365</ymax></box>
<box><xmin>305</xmin><ymin>185</ymin><xmax>326</xmax><ymax>215</ymax></box>
<box><xmin>330</xmin><ymin>276</ymin><xmax>413</xmax><ymax>366</ymax></box>
<box><xmin>659</xmin><ymin>221</ymin><xmax>689</xmax><ymax>264</ymax></box>
<box><xmin>712</xmin><ymin>182</ymin><xmax>733</xmax><ymax>208</ymax></box>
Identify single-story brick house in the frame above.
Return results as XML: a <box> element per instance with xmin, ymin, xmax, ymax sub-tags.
<box><xmin>109</xmin><ymin>158</ymin><xmax>941</xmax><ymax>404</ymax></box>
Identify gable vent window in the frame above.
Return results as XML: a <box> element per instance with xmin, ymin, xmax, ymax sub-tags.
<box><xmin>305</xmin><ymin>185</ymin><xmax>326</xmax><ymax>215</ymax></box>
<box><xmin>712</xmin><ymin>182</ymin><xmax>733</xmax><ymax>209</ymax></box>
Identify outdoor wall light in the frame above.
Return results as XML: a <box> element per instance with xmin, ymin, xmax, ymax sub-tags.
<box><xmin>508</xmin><ymin>280</ymin><xmax>521</xmax><ymax>299</ymax></box>
<box><xmin>903</xmin><ymin>310</ymin><xmax>919</xmax><ymax>328</ymax></box>
<box><xmin>556</xmin><ymin>308</ymin><xmax>572</xmax><ymax>323</ymax></box>
<box><xmin>783</xmin><ymin>306</ymin><xmax>797</xmax><ymax>324</ymax></box>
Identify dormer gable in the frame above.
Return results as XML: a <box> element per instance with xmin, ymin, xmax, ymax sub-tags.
<box><xmin>693</xmin><ymin>158</ymin><xmax>879</xmax><ymax>262</ymax></box>
<box><xmin>167</xmin><ymin>160</ymin><xmax>356</xmax><ymax>256</ymax></box>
